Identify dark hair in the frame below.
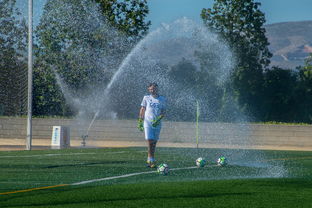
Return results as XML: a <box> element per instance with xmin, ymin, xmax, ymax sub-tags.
<box><xmin>148</xmin><ymin>82</ymin><xmax>158</xmax><ymax>88</ymax></box>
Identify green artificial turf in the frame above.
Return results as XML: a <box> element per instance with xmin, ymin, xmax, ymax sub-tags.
<box><xmin>0</xmin><ymin>147</ymin><xmax>312</xmax><ymax>207</ymax></box>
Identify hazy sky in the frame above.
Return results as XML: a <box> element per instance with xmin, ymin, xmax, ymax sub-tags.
<box><xmin>18</xmin><ymin>0</ymin><xmax>312</xmax><ymax>29</ymax></box>
<box><xmin>147</xmin><ymin>0</ymin><xmax>312</xmax><ymax>29</ymax></box>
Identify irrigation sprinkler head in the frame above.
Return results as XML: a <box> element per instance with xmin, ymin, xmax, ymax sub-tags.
<box><xmin>81</xmin><ymin>134</ymin><xmax>88</xmax><ymax>147</ymax></box>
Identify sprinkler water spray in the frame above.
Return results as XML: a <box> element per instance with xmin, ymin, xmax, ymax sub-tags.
<box><xmin>80</xmin><ymin>111</ymin><xmax>99</xmax><ymax>147</ymax></box>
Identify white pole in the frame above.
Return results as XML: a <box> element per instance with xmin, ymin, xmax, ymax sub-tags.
<box><xmin>26</xmin><ymin>0</ymin><xmax>33</xmax><ymax>150</ymax></box>
<box><xmin>196</xmin><ymin>100</ymin><xmax>200</xmax><ymax>149</ymax></box>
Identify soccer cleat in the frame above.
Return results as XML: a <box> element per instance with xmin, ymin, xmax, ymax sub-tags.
<box><xmin>146</xmin><ymin>160</ymin><xmax>157</xmax><ymax>168</ymax></box>
<box><xmin>150</xmin><ymin>162</ymin><xmax>156</xmax><ymax>168</ymax></box>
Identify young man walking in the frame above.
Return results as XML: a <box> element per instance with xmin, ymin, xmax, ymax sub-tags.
<box><xmin>138</xmin><ymin>83</ymin><xmax>166</xmax><ymax>168</ymax></box>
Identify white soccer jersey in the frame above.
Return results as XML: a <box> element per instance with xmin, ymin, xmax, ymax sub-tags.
<box><xmin>141</xmin><ymin>95</ymin><xmax>166</xmax><ymax>128</ymax></box>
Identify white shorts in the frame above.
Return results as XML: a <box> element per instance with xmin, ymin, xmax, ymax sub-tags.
<box><xmin>144</xmin><ymin>127</ymin><xmax>161</xmax><ymax>141</ymax></box>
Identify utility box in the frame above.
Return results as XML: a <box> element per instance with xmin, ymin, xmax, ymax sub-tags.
<box><xmin>51</xmin><ymin>126</ymin><xmax>70</xmax><ymax>149</ymax></box>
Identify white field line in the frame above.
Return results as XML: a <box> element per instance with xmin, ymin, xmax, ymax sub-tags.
<box><xmin>0</xmin><ymin>165</ymin><xmax>209</xmax><ymax>195</ymax></box>
<box><xmin>71</xmin><ymin>165</ymin><xmax>219</xmax><ymax>186</ymax></box>
<box><xmin>0</xmin><ymin>157</ymin><xmax>294</xmax><ymax>195</ymax></box>
<box><xmin>72</xmin><ymin>170</ymin><xmax>157</xmax><ymax>185</ymax></box>
<box><xmin>171</xmin><ymin>165</ymin><xmax>218</xmax><ymax>171</ymax></box>
<box><xmin>0</xmin><ymin>151</ymin><xmax>146</xmax><ymax>158</ymax></box>
<box><xmin>171</xmin><ymin>166</ymin><xmax>198</xmax><ymax>171</ymax></box>
<box><xmin>0</xmin><ymin>153</ymin><xmax>96</xmax><ymax>158</ymax></box>
<box><xmin>108</xmin><ymin>150</ymin><xmax>146</xmax><ymax>154</ymax></box>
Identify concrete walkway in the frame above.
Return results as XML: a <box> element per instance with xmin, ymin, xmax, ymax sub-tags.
<box><xmin>1</xmin><ymin>138</ymin><xmax>311</xmax><ymax>151</ymax></box>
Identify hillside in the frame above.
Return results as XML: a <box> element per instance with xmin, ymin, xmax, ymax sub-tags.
<box><xmin>265</xmin><ymin>21</ymin><xmax>312</xmax><ymax>69</ymax></box>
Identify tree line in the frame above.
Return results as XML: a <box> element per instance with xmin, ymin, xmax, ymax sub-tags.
<box><xmin>0</xmin><ymin>0</ymin><xmax>312</xmax><ymax>123</ymax></box>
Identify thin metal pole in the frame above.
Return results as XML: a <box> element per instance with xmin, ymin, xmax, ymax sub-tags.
<box><xmin>26</xmin><ymin>0</ymin><xmax>33</xmax><ymax>150</ymax></box>
<box><xmin>196</xmin><ymin>100</ymin><xmax>200</xmax><ymax>149</ymax></box>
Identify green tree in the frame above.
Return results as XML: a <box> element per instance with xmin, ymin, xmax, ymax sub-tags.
<box><xmin>34</xmin><ymin>0</ymin><xmax>150</xmax><ymax>116</ymax></box>
<box><xmin>262</xmin><ymin>67</ymin><xmax>298</xmax><ymax>122</ymax></box>
<box><xmin>201</xmin><ymin>0</ymin><xmax>272</xmax><ymax>120</ymax></box>
<box><xmin>0</xmin><ymin>0</ymin><xmax>27</xmax><ymax>116</ymax></box>
<box><xmin>303</xmin><ymin>53</ymin><xmax>312</xmax><ymax>70</ymax></box>
<box><xmin>168</xmin><ymin>58</ymin><xmax>223</xmax><ymax>121</ymax></box>
<box><xmin>95</xmin><ymin>0</ymin><xmax>150</xmax><ymax>42</ymax></box>
<box><xmin>295</xmin><ymin>53</ymin><xmax>312</xmax><ymax>123</ymax></box>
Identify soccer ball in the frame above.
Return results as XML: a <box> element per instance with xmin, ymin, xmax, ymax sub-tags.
<box><xmin>157</xmin><ymin>163</ymin><xmax>169</xmax><ymax>175</ymax></box>
<box><xmin>196</xmin><ymin>157</ymin><xmax>206</xmax><ymax>167</ymax></box>
<box><xmin>217</xmin><ymin>156</ymin><xmax>227</xmax><ymax>166</ymax></box>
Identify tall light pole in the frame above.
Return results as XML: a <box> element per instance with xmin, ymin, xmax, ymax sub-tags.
<box><xmin>26</xmin><ymin>0</ymin><xmax>33</xmax><ymax>150</ymax></box>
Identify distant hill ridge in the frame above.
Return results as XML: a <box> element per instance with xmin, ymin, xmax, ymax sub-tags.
<box><xmin>265</xmin><ymin>20</ymin><xmax>312</xmax><ymax>69</ymax></box>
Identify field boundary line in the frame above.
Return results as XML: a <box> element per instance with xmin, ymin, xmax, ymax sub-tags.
<box><xmin>0</xmin><ymin>153</ymin><xmax>96</xmax><ymax>158</ymax></box>
<box><xmin>71</xmin><ymin>170</ymin><xmax>157</xmax><ymax>185</ymax></box>
<box><xmin>72</xmin><ymin>165</ymin><xmax>221</xmax><ymax>185</ymax></box>
<box><xmin>0</xmin><ymin>166</ymin><xmax>201</xmax><ymax>195</ymax></box>
<box><xmin>0</xmin><ymin>184</ymin><xmax>69</xmax><ymax>195</ymax></box>
<box><xmin>0</xmin><ymin>151</ymin><xmax>145</xmax><ymax>158</ymax></box>
<box><xmin>2</xmin><ymin>156</ymin><xmax>308</xmax><ymax>196</ymax></box>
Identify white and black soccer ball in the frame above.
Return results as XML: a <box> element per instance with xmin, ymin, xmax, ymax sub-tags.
<box><xmin>217</xmin><ymin>156</ymin><xmax>227</xmax><ymax>166</ymax></box>
<box><xmin>196</xmin><ymin>157</ymin><xmax>206</xmax><ymax>167</ymax></box>
<box><xmin>157</xmin><ymin>163</ymin><xmax>169</xmax><ymax>175</ymax></box>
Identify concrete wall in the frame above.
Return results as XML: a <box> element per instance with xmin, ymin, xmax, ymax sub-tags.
<box><xmin>0</xmin><ymin>117</ymin><xmax>311</xmax><ymax>150</ymax></box>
